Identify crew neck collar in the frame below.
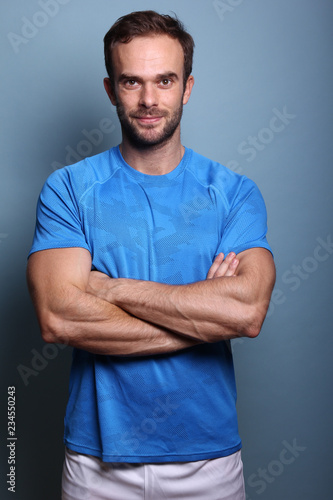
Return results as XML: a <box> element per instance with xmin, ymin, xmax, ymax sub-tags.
<box><xmin>113</xmin><ymin>145</ymin><xmax>191</xmax><ymax>183</ymax></box>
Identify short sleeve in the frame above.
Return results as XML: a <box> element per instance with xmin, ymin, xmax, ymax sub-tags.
<box><xmin>28</xmin><ymin>170</ymin><xmax>90</xmax><ymax>257</ymax></box>
<box><xmin>216</xmin><ymin>176</ymin><xmax>273</xmax><ymax>257</ymax></box>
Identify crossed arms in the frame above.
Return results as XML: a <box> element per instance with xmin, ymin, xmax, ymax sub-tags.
<box><xmin>27</xmin><ymin>246</ymin><xmax>275</xmax><ymax>356</ymax></box>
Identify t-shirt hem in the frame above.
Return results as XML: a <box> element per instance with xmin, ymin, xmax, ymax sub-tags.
<box><xmin>28</xmin><ymin>242</ymin><xmax>91</xmax><ymax>258</ymax></box>
<box><xmin>64</xmin><ymin>439</ymin><xmax>242</xmax><ymax>463</ymax></box>
<box><xmin>221</xmin><ymin>242</ymin><xmax>273</xmax><ymax>258</ymax></box>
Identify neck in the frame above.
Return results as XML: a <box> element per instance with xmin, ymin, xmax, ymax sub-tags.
<box><xmin>119</xmin><ymin>130</ymin><xmax>185</xmax><ymax>176</ymax></box>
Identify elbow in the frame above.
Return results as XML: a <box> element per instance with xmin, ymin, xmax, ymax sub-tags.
<box><xmin>244</xmin><ymin>322</ymin><xmax>261</xmax><ymax>339</ymax></box>
<box><xmin>243</xmin><ymin>302</ymin><xmax>268</xmax><ymax>339</ymax></box>
<box><xmin>39</xmin><ymin>311</ymin><xmax>69</xmax><ymax>346</ymax></box>
<box><xmin>41</xmin><ymin>328</ymin><xmax>58</xmax><ymax>344</ymax></box>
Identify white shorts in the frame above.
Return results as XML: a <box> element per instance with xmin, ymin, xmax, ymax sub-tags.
<box><xmin>61</xmin><ymin>447</ymin><xmax>245</xmax><ymax>500</ymax></box>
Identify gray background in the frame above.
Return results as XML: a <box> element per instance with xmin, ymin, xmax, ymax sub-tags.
<box><xmin>1</xmin><ymin>0</ymin><xmax>332</xmax><ymax>499</ymax></box>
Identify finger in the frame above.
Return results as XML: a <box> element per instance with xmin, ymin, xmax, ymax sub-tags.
<box><xmin>211</xmin><ymin>252</ymin><xmax>236</xmax><ymax>279</ymax></box>
<box><xmin>206</xmin><ymin>253</ymin><xmax>224</xmax><ymax>279</ymax></box>
<box><xmin>224</xmin><ymin>258</ymin><xmax>239</xmax><ymax>277</ymax></box>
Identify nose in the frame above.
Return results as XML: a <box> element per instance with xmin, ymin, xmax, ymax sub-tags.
<box><xmin>139</xmin><ymin>83</ymin><xmax>158</xmax><ymax>109</ymax></box>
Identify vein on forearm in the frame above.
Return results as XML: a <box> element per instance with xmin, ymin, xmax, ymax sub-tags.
<box><xmin>110</xmin><ymin>275</ymin><xmax>255</xmax><ymax>342</ymax></box>
<box><xmin>42</xmin><ymin>284</ymin><xmax>200</xmax><ymax>356</ymax></box>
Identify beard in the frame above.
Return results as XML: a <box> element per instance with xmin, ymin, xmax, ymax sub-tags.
<box><xmin>115</xmin><ymin>99</ymin><xmax>184</xmax><ymax>149</ymax></box>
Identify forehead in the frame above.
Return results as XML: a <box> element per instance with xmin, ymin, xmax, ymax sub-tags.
<box><xmin>112</xmin><ymin>35</ymin><xmax>184</xmax><ymax>78</ymax></box>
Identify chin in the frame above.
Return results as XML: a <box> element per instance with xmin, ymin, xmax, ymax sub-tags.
<box><xmin>124</xmin><ymin>126</ymin><xmax>177</xmax><ymax>149</ymax></box>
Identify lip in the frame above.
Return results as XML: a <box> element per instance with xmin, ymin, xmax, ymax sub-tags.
<box><xmin>135</xmin><ymin>116</ymin><xmax>163</xmax><ymax>125</ymax></box>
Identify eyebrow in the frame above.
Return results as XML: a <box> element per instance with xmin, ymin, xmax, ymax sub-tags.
<box><xmin>157</xmin><ymin>72</ymin><xmax>179</xmax><ymax>81</ymax></box>
<box><xmin>118</xmin><ymin>72</ymin><xmax>180</xmax><ymax>83</ymax></box>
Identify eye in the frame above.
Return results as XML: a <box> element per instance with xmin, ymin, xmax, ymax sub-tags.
<box><xmin>159</xmin><ymin>78</ymin><xmax>172</xmax><ymax>87</ymax></box>
<box><xmin>122</xmin><ymin>78</ymin><xmax>140</xmax><ymax>89</ymax></box>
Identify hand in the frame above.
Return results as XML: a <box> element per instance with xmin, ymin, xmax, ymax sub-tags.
<box><xmin>206</xmin><ymin>252</ymin><xmax>239</xmax><ymax>280</ymax></box>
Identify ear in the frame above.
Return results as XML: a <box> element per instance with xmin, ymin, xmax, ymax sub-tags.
<box><xmin>183</xmin><ymin>75</ymin><xmax>194</xmax><ymax>105</ymax></box>
<box><xmin>104</xmin><ymin>78</ymin><xmax>117</xmax><ymax>106</ymax></box>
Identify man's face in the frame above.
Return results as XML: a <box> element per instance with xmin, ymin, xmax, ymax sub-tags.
<box><xmin>105</xmin><ymin>35</ymin><xmax>193</xmax><ymax>149</ymax></box>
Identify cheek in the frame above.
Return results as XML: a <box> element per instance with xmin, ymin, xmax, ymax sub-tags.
<box><xmin>117</xmin><ymin>92</ymin><xmax>137</xmax><ymax>109</ymax></box>
<box><xmin>164</xmin><ymin>91</ymin><xmax>184</xmax><ymax>109</ymax></box>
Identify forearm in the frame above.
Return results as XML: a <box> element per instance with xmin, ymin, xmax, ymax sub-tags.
<box><xmin>105</xmin><ymin>278</ymin><xmax>251</xmax><ymax>342</ymax></box>
<box><xmin>95</xmin><ymin>249</ymin><xmax>275</xmax><ymax>342</ymax></box>
<box><xmin>26</xmin><ymin>248</ymin><xmax>201</xmax><ymax>356</ymax></box>
<box><xmin>37</xmin><ymin>288</ymin><xmax>201</xmax><ymax>356</ymax></box>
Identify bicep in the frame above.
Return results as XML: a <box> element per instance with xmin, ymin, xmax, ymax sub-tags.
<box><xmin>27</xmin><ymin>247</ymin><xmax>92</xmax><ymax>315</ymax></box>
<box><xmin>235</xmin><ymin>247</ymin><xmax>276</xmax><ymax>304</ymax></box>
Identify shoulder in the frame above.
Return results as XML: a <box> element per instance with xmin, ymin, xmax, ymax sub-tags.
<box><xmin>185</xmin><ymin>148</ymin><xmax>261</xmax><ymax>203</ymax></box>
<box><xmin>41</xmin><ymin>147</ymin><xmax>120</xmax><ymax>201</ymax></box>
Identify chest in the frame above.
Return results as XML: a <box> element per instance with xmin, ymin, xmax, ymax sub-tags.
<box><xmin>81</xmin><ymin>178</ymin><xmax>224</xmax><ymax>283</ymax></box>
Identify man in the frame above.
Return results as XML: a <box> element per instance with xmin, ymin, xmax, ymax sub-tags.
<box><xmin>27</xmin><ymin>10</ymin><xmax>275</xmax><ymax>500</ymax></box>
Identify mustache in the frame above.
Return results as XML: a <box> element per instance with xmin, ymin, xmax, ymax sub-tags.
<box><xmin>130</xmin><ymin>110</ymin><xmax>168</xmax><ymax>118</ymax></box>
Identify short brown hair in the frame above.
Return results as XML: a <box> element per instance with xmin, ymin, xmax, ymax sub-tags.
<box><xmin>104</xmin><ymin>10</ymin><xmax>195</xmax><ymax>88</ymax></box>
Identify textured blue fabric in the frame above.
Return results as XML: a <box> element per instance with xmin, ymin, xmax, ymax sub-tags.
<box><xmin>29</xmin><ymin>146</ymin><xmax>272</xmax><ymax>463</ymax></box>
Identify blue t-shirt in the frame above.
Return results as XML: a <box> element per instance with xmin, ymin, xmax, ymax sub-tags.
<box><xmin>29</xmin><ymin>146</ymin><xmax>272</xmax><ymax>463</ymax></box>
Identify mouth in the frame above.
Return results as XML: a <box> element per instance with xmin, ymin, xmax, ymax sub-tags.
<box><xmin>131</xmin><ymin>111</ymin><xmax>167</xmax><ymax>126</ymax></box>
<box><xmin>135</xmin><ymin>116</ymin><xmax>163</xmax><ymax>125</ymax></box>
